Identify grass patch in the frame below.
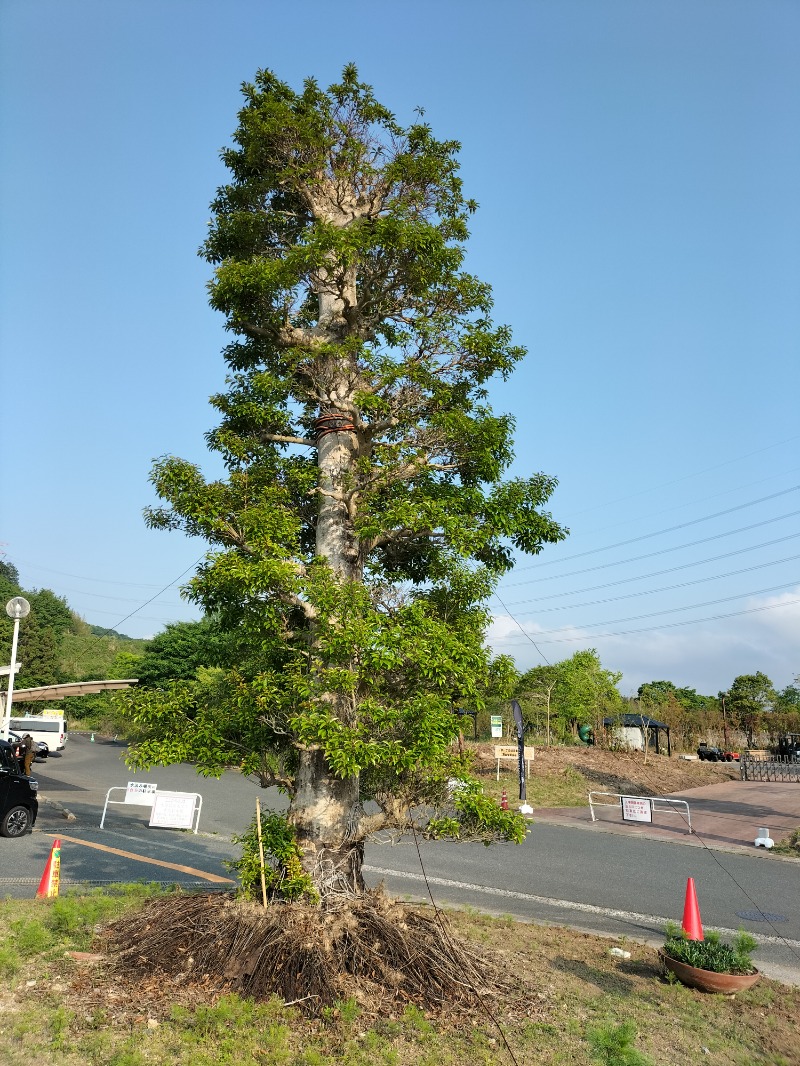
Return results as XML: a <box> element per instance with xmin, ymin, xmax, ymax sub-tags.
<box><xmin>479</xmin><ymin>765</ymin><xmax>588</xmax><ymax>808</ymax></box>
<box><xmin>771</xmin><ymin>826</ymin><xmax>800</xmax><ymax>857</ymax></box>
<box><xmin>1</xmin><ymin>889</ymin><xmax>798</xmax><ymax>1065</ymax></box>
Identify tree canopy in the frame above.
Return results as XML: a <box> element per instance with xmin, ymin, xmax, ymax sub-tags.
<box><xmin>516</xmin><ymin>649</ymin><xmax>623</xmax><ymax>742</ymax></box>
<box><xmin>126</xmin><ymin>66</ymin><xmax>567</xmax><ymax>899</ymax></box>
<box><xmin>637</xmin><ymin>680</ymin><xmax>714</xmax><ymax>714</ymax></box>
<box><xmin>725</xmin><ymin>672</ymin><xmax>776</xmax><ymax>745</ymax></box>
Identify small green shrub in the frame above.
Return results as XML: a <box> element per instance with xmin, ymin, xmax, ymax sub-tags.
<box><xmin>7</xmin><ymin>916</ymin><xmax>49</xmax><ymax>957</ymax></box>
<box><xmin>772</xmin><ymin>826</ymin><xmax>800</xmax><ymax>856</ymax></box>
<box><xmin>587</xmin><ymin>1020</ymin><xmax>652</xmax><ymax>1065</ymax></box>
<box><xmin>662</xmin><ymin>922</ymin><xmax>758</xmax><ymax>975</ymax></box>
<box><xmin>0</xmin><ymin>943</ymin><xmax>20</xmax><ymax>978</ymax></box>
<box><xmin>226</xmin><ymin>812</ymin><xmax>319</xmax><ymax>903</ymax></box>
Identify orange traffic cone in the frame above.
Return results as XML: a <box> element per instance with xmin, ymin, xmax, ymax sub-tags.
<box><xmin>36</xmin><ymin>839</ymin><xmax>62</xmax><ymax>899</ymax></box>
<box><xmin>500</xmin><ymin>789</ymin><xmax>509</xmax><ymax>810</ymax></box>
<box><xmin>681</xmin><ymin>876</ymin><xmax>704</xmax><ymax>941</ymax></box>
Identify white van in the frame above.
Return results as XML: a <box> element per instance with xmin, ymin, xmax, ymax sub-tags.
<box><xmin>8</xmin><ymin>713</ymin><xmax>68</xmax><ymax>753</ymax></box>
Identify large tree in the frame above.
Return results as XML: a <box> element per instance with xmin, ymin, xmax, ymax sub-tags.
<box><xmin>132</xmin><ymin>66</ymin><xmax>566</xmax><ymax>900</ymax></box>
<box><xmin>516</xmin><ymin>649</ymin><xmax>622</xmax><ymax>742</ymax></box>
<box><xmin>0</xmin><ymin>568</ymin><xmax>73</xmax><ymax>689</ymax></box>
<box><xmin>726</xmin><ymin>671</ymin><xmax>775</xmax><ymax>746</ymax></box>
<box><xmin>637</xmin><ymin>680</ymin><xmax>714</xmax><ymax>714</ymax></box>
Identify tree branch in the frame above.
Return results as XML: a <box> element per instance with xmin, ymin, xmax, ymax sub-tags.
<box><xmin>259</xmin><ymin>432</ymin><xmax>315</xmax><ymax>447</ymax></box>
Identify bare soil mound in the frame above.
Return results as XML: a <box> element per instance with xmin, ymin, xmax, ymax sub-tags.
<box><xmin>473</xmin><ymin>743</ymin><xmax>739</xmax><ymax>799</ymax></box>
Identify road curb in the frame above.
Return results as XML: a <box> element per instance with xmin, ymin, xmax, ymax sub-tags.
<box><xmin>37</xmin><ymin>794</ymin><xmax>77</xmax><ymax>822</ymax></box>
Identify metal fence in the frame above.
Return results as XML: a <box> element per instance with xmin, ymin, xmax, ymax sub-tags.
<box><xmin>588</xmin><ymin>791</ymin><xmax>693</xmax><ymax>834</ymax></box>
<box><xmin>740</xmin><ymin>755</ymin><xmax>800</xmax><ymax>782</ymax></box>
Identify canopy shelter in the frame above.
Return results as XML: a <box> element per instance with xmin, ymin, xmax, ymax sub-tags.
<box><xmin>602</xmin><ymin>713</ymin><xmax>671</xmax><ymax>756</ymax></box>
<box><xmin>0</xmin><ymin>679</ymin><xmax>138</xmax><ymax>712</ymax></box>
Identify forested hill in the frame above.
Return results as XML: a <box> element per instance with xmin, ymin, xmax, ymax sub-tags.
<box><xmin>0</xmin><ymin>559</ymin><xmax>147</xmax><ymax>693</ymax></box>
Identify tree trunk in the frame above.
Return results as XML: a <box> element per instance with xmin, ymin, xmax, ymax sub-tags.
<box><xmin>289</xmin><ymin>251</ymin><xmax>365</xmax><ymax>897</ymax></box>
<box><xmin>288</xmin><ymin>747</ymin><xmax>365</xmax><ymax>897</ymax></box>
<box><xmin>315</xmin><ymin>416</ymin><xmax>361</xmax><ymax>578</ymax></box>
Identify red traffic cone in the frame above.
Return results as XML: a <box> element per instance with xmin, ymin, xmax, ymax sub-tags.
<box><xmin>500</xmin><ymin>789</ymin><xmax>509</xmax><ymax>810</ymax></box>
<box><xmin>681</xmin><ymin>876</ymin><xmax>704</xmax><ymax>941</ymax></box>
<box><xmin>36</xmin><ymin>839</ymin><xmax>62</xmax><ymax>899</ymax></box>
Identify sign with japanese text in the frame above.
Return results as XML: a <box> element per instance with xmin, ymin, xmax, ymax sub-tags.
<box><xmin>149</xmin><ymin>791</ymin><xmax>198</xmax><ymax>830</ymax></box>
<box><xmin>621</xmin><ymin>796</ymin><xmax>653</xmax><ymax>823</ymax></box>
<box><xmin>124</xmin><ymin>781</ymin><xmax>157</xmax><ymax>805</ymax></box>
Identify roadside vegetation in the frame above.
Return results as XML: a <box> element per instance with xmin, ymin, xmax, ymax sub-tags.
<box><xmin>1</xmin><ymin>887</ymin><xmax>798</xmax><ymax>1066</ymax></box>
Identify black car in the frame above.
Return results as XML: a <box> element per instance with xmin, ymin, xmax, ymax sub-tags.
<box><xmin>8</xmin><ymin>730</ymin><xmax>49</xmax><ymax>760</ymax></box>
<box><xmin>697</xmin><ymin>742</ymin><xmax>739</xmax><ymax>762</ymax></box>
<box><xmin>0</xmin><ymin>738</ymin><xmax>39</xmax><ymax>836</ymax></box>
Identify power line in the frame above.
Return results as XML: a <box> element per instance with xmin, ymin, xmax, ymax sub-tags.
<box><xmin>501</xmin><ymin>533</ymin><xmax>800</xmax><ymax>602</ymax></box>
<box><xmin>513</xmin><ymin>485</ymin><xmax>800</xmax><ymax>572</ymax></box>
<box><xmin>500</xmin><ymin>510</ymin><xmax>800</xmax><ymax>589</ymax></box>
<box><xmin>103</xmin><ymin>555</ymin><xmax>206</xmax><ymax>634</ymax></box>
<box><xmin>10</xmin><ymin>557</ymin><xmax>177</xmax><ymax>590</ymax></box>
<box><xmin>36</xmin><ymin>585</ymin><xmax>184</xmax><ymax>607</ymax></box>
<box><xmin>507</xmin><ymin>580</ymin><xmax>799</xmax><ymax>637</ymax></box>
<box><xmin>555</xmin><ymin>465</ymin><xmax>800</xmax><ymax>542</ymax></box>
<box><xmin>492</xmin><ymin>595</ymin><xmax>800</xmax><ymax>647</ymax></box>
<box><xmin>493</xmin><ymin>592</ymin><xmax>550</xmax><ymax>665</ymax></box>
<box><xmin>504</xmin><ymin>553</ymin><xmax>800</xmax><ymax>616</ymax></box>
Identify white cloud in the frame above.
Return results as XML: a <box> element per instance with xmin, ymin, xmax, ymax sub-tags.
<box><xmin>487</xmin><ymin>586</ymin><xmax>800</xmax><ymax>696</ymax></box>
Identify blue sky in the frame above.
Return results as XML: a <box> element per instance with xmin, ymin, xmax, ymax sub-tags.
<box><xmin>1</xmin><ymin>0</ymin><xmax>798</xmax><ymax>696</ymax></box>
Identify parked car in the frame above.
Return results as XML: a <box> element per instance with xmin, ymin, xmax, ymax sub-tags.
<box><xmin>697</xmin><ymin>743</ymin><xmax>739</xmax><ymax>762</ymax></box>
<box><xmin>8</xmin><ymin>713</ymin><xmax>67</xmax><ymax>752</ymax></box>
<box><xmin>8</xmin><ymin>730</ymin><xmax>49</xmax><ymax>760</ymax></box>
<box><xmin>0</xmin><ymin>738</ymin><xmax>39</xmax><ymax>836</ymax></box>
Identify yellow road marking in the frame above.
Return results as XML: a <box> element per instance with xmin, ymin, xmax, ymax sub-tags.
<box><xmin>51</xmin><ymin>833</ymin><xmax>234</xmax><ymax>884</ymax></box>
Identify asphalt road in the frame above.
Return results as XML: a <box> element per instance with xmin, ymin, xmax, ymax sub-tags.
<box><xmin>3</xmin><ymin>735</ymin><xmax>799</xmax><ymax>983</ymax></box>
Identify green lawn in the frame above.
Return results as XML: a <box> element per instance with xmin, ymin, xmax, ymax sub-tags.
<box><xmin>2</xmin><ymin>887</ymin><xmax>798</xmax><ymax>1065</ymax></box>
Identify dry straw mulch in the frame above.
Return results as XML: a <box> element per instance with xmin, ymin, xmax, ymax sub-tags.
<box><xmin>104</xmin><ymin>889</ymin><xmax>505</xmax><ymax>1017</ymax></box>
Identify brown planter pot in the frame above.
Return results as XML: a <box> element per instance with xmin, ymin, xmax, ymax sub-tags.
<box><xmin>659</xmin><ymin>951</ymin><xmax>761</xmax><ymax>993</ymax></box>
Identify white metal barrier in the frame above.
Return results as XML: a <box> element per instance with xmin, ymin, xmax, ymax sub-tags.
<box><xmin>588</xmin><ymin>791</ymin><xmax>693</xmax><ymax>835</ymax></box>
<box><xmin>100</xmin><ymin>781</ymin><xmax>203</xmax><ymax>833</ymax></box>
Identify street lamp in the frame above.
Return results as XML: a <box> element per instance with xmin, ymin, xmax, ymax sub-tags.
<box><xmin>1</xmin><ymin>596</ymin><xmax>30</xmax><ymax>741</ymax></box>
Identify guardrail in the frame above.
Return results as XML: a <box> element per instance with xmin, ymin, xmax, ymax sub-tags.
<box><xmin>100</xmin><ymin>782</ymin><xmax>203</xmax><ymax>833</ymax></box>
<box><xmin>588</xmin><ymin>791</ymin><xmax>693</xmax><ymax>834</ymax></box>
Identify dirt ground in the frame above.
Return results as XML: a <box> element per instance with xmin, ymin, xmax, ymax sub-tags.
<box><xmin>471</xmin><ymin>742</ymin><xmax>740</xmax><ymax>798</ymax></box>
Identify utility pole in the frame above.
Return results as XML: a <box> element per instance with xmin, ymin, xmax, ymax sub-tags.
<box><xmin>721</xmin><ymin>691</ymin><xmax>730</xmax><ymax>748</ymax></box>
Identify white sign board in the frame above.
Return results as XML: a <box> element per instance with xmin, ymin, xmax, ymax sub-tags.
<box><xmin>125</xmin><ymin>781</ymin><xmax>157</xmax><ymax>806</ymax></box>
<box><xmin>149</xmin><ymin>791</ymin><xmax>199</xmax><ymax>831</ymax></box>
<box><xmin>490</xmin><ymin>715</ymin><xmax>503</xmax><ymax>739</ymax></box>
<box><xmin>621</xmin><ymin>796</ymin><xmax>653</xmax><ymax>823</ymax></box>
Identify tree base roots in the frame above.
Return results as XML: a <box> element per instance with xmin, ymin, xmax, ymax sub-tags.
<box><xmin>105</xmin><ymin>889</ymin><xmax>502</xmax><ymax>1016</ymax></box>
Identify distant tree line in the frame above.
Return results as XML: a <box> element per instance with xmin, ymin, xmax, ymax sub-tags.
<box><xmin>2</xmin><ymin>557</ymin><xmax>797</xmax><ymax>747</ymax></box>
<box><xmin>0</xmin><ymin>559</ymin><xmax>146</xmax><ymax>724</ymax></box>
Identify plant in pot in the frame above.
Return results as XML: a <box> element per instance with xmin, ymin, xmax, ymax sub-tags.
<box><xmin>660</xmin><ymin>921</ymin><xmax>761</xmax><ymax>992</ymax></box>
